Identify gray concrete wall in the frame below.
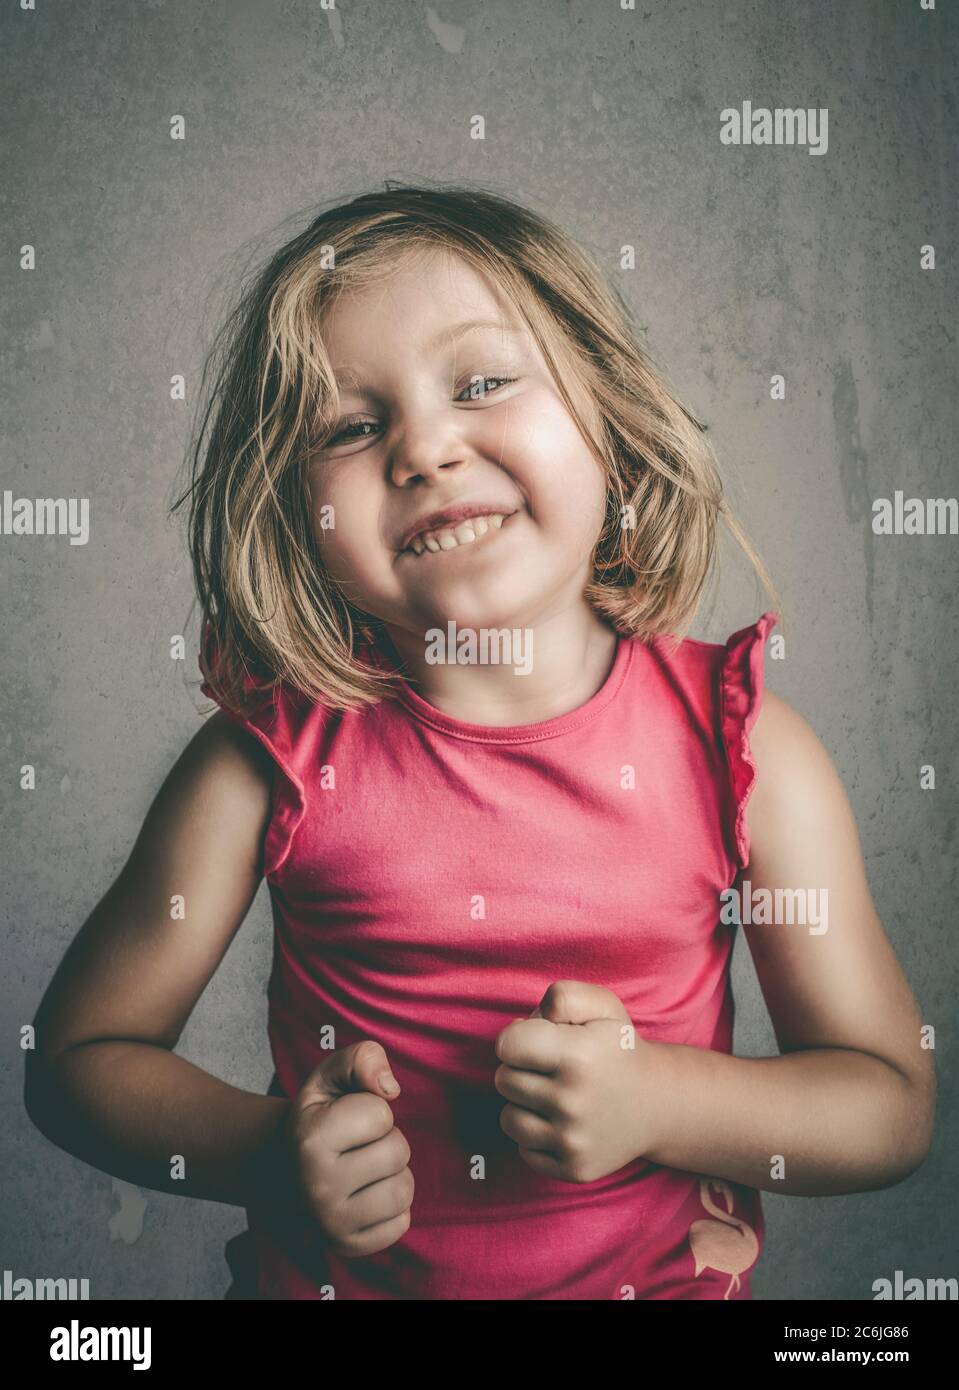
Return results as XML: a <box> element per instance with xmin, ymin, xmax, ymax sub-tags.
<box><xmin>3</xmin><ymin>0</ymin><xmax>955</xmax><ymax>1300</ymax></box>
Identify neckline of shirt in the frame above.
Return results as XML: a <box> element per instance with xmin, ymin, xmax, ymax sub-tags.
<box><xmin>382</xmin><ymin>630</ymin><xmax>634</xmax><ymax>744</ymax></box>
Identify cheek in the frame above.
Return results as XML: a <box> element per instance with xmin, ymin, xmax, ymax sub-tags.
<box><xmin>309</xmin><ymin>478</ymin><xmax>382</xmax><ymax>583</ymax></box>
<box><xmin>510</xmin><ymin>402</ymin><xmax>607</xmax><ymax>535</ymax></box>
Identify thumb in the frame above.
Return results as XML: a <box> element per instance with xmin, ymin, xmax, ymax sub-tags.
<box><xmin>295</xmin><ymin>1040</ymin><xmax>400</xmax><ymax>1115</ymax></box>
<box><xmin>535</xmin><ymin>980</ymin><xmax>632</xmax><ymax>1026</ymax></box>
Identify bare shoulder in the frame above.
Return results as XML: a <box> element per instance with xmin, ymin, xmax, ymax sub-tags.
<box><xmin>190</xmin><ymin>708</ymin><xmax>276</xmax><ymax>787</ymax></box>
<box><xmin>745</xmin><ymin>689</ymin><xmax>851</xmax><ymax>833</ymax></box>
<box><xmin>742</xmin><ymin>687</ymin><xmax>876</xmax><ymax>899</ymax></box>
<box><xmin>165</xmin><ymin>709</ymin><xmax>276</xmax><ymax>870</ymax></box>
<box><xmin>100</xmin><ymin>706</ymin><xmax>278</xmax><ymax>913</ymax></box>
<box><xmin>749</xmin><ymin>688</ymin><xmax>832</xmax><ymax>768</ymax></box>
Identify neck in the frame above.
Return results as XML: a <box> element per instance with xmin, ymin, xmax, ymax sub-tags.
<box><xmin>381</xmin><ymin>604</ymin><xmax>620</xmax><ymax>727</ymax></box>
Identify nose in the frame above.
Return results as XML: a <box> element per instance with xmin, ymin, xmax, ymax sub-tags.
<box><xmin>387</xmin><ymin>400</ymin><xmax>472</xmax><ymax>488</ymax></box>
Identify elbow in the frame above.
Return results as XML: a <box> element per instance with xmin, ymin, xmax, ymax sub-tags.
<box><xmin>908</xmin><ymin>1057</ymin><xmax>937</xmax><ymax>1163</ymax></box>
<box><xmin>23</xmin><ymin>1051</ymin><xmax>68</xmax><ymax>1145</ymax></box>
<box><xmin>908</xmin><ymin>1101</ymin><xmax>937</xmax><ymax>1178</ymax></box>
<box><xmin>23</xmin><ymin>1056</ymin><xmax>51</xmax><ymax>1135</ymax></box>
<box><xmin>886</xmin><ymin>1066</ymin><xmax>937</xmax><ymax>1186</ymax></box>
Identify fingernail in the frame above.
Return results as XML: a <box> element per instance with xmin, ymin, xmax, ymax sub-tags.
<box><xmin>378</xmin><ymin>1071</ymin><xmax>399</xmax><ymax>1095</ymax></box>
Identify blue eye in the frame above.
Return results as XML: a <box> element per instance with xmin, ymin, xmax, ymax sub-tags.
<box><xmin>455</xmin><ymin>374</ymin><xmax>516</xmax><ymax>402</ymax></box>
<box><xmin>325</xmin><ymin>376</ymin><xmax>516</xmax><ymax>446</ymax></box>
<box><xmin>328</xmin><ymin>418</ymin><xmax>381</xmax><ymax>444</ymax></box>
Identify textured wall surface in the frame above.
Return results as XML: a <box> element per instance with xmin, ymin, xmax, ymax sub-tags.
<box><xmin>3</xmin><ymin>0</ymin><xmax>956</xmax><ymax>1301</ymax></box>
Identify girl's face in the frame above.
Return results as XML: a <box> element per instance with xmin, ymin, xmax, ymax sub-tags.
<box><xmin>307</xmin><ymin>250</ymin><xmax>609</xmax><ymax>641</ymax></box>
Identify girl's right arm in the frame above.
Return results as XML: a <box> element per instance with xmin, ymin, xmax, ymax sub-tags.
<box><xmin>22</xmin><ymin>711</ymin><xmax>299</xmax><ymax>1221</ymax></box>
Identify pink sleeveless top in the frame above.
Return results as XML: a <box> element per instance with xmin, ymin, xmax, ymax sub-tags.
<box><xmin>201</xmin><ymin>612</ymin><xmax>778</xmax><ymax>1301</ymax></box>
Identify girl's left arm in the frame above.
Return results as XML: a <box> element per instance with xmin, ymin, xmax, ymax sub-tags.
<box><xmin>642</xmin><ymin>691</ymin><xmax>937</xmax><ymax>1196</ymax></box>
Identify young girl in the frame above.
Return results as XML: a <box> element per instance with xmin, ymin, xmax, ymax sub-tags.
<box><xmin>24</xmin><ymin>185</ymin><xmax>935</xmax><ymax>1302</ymax></box>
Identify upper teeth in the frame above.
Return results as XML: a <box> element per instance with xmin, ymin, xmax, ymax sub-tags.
<box><xmin>407</xmin><ymin>513</ymin><xmax>506</xmax><ymax>554</ymax></box>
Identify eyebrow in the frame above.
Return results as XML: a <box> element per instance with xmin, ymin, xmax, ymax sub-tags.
<box><xmin>422</xmin><ymin>318</ymin><xmax>526</xmax><ymax>353</ymax></box>
<box><xmin>332</xmin><ymin>319</ymin><xmax>527</xmax><ymax>390</ymax></box>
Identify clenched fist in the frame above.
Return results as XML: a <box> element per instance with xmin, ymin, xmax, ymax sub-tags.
<box><xmin>494</xmin><ymin>981</ymin><xmax>665</xmax><ymax>1184</ymax></box>
<box><xmin>278</xmin><ymin>1041</ymin><xmax>414</xmax><ymax>1259</ymax></box>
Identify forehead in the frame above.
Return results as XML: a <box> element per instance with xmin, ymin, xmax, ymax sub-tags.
<box><xmin>319</xmin><ymin>249</ymin><xmax>531</xmax><ymax>362</ymax></box>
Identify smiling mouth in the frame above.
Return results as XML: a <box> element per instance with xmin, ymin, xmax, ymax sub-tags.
<box><xmin>399</xmin><ymin>511</ymin><xmax>517</xmax><ymax>558</ymax></box>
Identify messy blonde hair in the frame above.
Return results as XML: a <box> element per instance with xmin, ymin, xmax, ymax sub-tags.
<box><xmin>172</xmin><ymin>182</ymin><xmax>779</xmax><ymax>717</ymax></box>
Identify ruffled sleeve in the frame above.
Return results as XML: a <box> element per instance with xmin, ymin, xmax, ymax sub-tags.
<box><xmin>720</xmin><ymin>611</ymin><xmax>779</xmax><ymax>872</ymax></box>
<box><xmin>197</xmin><ymin>625</ymin><xmax>307</xmax><ymax>881</ymax></box>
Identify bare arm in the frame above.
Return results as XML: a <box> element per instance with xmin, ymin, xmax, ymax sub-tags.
<box><xmin>642</xmin><ymin>691</ymin><xmax>937</xmax><ymax>1195</ymax></box>
<box><xmin>23</xmin><ymin>712</ymin><xmax>298</xmax><ymax>1219</ymax></box>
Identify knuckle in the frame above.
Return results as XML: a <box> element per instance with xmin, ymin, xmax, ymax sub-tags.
<box><xmin>562</xmin><ymin>1140</ymin><xmax>596</xmax><ymax>1184</ymax></box>
<box><xmin>299</xmin><ymin>1130</ymin><xmax>336</xmax><ymax>1178</ymax></box>
<box><xmin>563</xmin><ymin>1036</ymin><xmax>591</xmax><ymax>1074</ymax></box>
<box><xmin>561</xmin><ymin>1127</ymin><xmax>587</xmax><ymax>1163</ymax></box>
<box><xmin>316</xmin><ymin>1196</ymin><xmax>348</xmax><ymax>1241</ymax></box>
<box><xmin>391</xmin><ymin>1128</ymin><xmax>412</xmax><ymax>1166</ymax></box>
<box><xmin>553</xmin><ymin>1088</ymin><xmax>581</xmax><ymax>1123</ymax></box>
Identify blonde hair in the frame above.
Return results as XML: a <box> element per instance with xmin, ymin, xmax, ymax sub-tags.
<box><xmin>172</xmin><ymin>182</ymin><xmax>780</xmax><ymax>717</ymax></box>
